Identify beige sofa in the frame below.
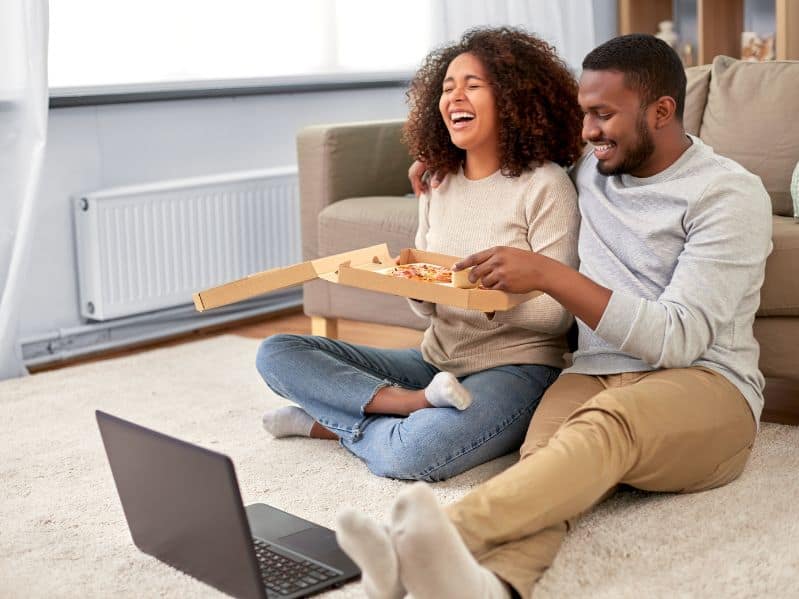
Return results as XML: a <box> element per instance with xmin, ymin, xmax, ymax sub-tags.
<box><xmin>297</xmin><ymin>56</ymin><xmax>799</xmax><ymax>408</ymax></box>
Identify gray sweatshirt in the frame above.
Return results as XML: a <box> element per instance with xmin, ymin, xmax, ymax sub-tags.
<box><xmin>565</xmin><ymin>135</ymin><xmax>773</xmax><ymax>421</ymax></box>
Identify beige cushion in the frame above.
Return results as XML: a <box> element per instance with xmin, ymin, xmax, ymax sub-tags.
<box><xmin>700</xmin><ymin>56</ymin><xmax>799</xmax><ymax>216</ymax></box>
<box><xmin>316</xmin><ymin>196</ymin><xmax>418</xmax><ymax>257</ymax></box>
<box><xmin>683</xmin><ymin>64</ymin><xmax>711</xmax><ymax>136</ymax></box>
<box><xmin>758</xmin><ymin>215</ymin><xmax>799</xmax><ymax>316</ymax></box>
<box><xmin>297</xmin><ymin>120</ymin><xmax>413</xmax><ymax>260</ymax></box>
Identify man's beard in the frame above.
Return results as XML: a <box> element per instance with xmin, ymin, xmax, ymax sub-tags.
<box><xmin>596</xmin><ymin>112</ymin><xmax>655</xmax><ymax>176</ymax></box>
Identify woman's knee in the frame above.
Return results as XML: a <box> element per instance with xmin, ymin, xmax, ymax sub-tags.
<box><xmin>255</xmin><ymin>334</ymin><xmax>309</xmax><ymax>387</ymax></box>
<box><xmin>367</xmin><ymin>445</ymin><xmax>434</xmax><ymax>481</ymax></box>
<box><xmin>361</xmin><ymin>435</ymin><xmax>456</xmax><ymax>482</ymax></box>
<box><xmin>367</xmin><ymin>422</ymin><xmax>522</xmax><ymax>482</ymax></box>
<box><xmin>256</xmin><ymin>333</ymin><xmax>306</xmax><ymax>365</ymax></box>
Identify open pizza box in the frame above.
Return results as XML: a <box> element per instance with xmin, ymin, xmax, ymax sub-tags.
<box><xmin>193</xmin><ymin>243</ymin><xmax>540</xmax><ymax>313</ymax></box>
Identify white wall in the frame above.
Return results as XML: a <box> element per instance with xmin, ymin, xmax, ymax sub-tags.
<box><xmin>21</xmin><ymin>87</ymin><xmax>409</xmax><ymax>344</ymax></box>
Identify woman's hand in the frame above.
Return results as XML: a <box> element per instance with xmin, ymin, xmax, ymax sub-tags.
<box><xmin>453</xmin><ymin>246</ymin><xmax>549</xmax><ymax>294</ymax></box>
<box><xmin>408</xmin><ymin>160</ymin><xmax>444</xmax><ymax>196</ymax></box>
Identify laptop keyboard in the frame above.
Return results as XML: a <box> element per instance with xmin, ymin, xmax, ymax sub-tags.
<box><xmin>253</xmin><ymin>537</ymin><xmax>340</xmax><ymax>596</ymax></box>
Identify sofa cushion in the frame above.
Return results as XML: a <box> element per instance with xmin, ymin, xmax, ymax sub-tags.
<box><xmin>683</xmin><ymin>64</ymin><xmax>711</xmax><ymax>136</ymax></box>
<box><xmin>754</xmin><ymin>316</ymin><xmax>799</xmax><ymax>381</ymax></box>
<box><xmin>317</xmin><ymin>195</ymin><xmax>418</xmax><ymax>257</ymax></box>
<box><xmin>758</xmin><ymin>215</ymin><xmax>799</xmax><ymax>316</ymax></box>
<box><xmin>700</xmin><ymin>56</ymin><xmax>799</xmax><ymax>216</ymax></box>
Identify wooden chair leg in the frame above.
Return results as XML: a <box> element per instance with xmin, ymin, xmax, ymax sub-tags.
<box><xmin>311</xmin><ymin>316</ymin><xmax>339</xmax><ymax>339</ymax></box>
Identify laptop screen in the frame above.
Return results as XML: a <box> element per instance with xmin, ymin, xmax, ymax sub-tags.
<box><xmin>96</xmin><ymin>411</ymin><xmax>266</xmax><ymax>599</ymax></box>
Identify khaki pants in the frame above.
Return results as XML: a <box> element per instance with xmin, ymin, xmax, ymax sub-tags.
<box><xmin>446</xmin><ymin>367</ymin><xmax>756</xmax><ymax>598</ymax></box>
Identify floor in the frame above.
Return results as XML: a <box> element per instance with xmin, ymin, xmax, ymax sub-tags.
<box><xmin>30</xmin><ymin>307</ymin><xmax>797</xmax><ymax>425</ymax></box>
<box><xmin>30</xmin><ymin>308</ymin><xmax>423</xmax><ymax>373</ymax></box>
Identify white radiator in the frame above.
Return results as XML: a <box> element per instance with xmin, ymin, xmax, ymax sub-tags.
<box><xmin>73</xmin><ymin>167</ymin><xmax>301</xmax><ymax>321</ymax></box>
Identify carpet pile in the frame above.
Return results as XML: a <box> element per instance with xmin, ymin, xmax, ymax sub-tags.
<box><xmin>1</xmin><ymin>335</ymin><xmax>797</xmax><ymax>598</ymax></box>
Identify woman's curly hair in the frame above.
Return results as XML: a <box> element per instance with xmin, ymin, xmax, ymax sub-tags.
<box><xmin>403</xmin><ymin>27</ymin><xmax>584</xmax><ymax>177</ymax></box>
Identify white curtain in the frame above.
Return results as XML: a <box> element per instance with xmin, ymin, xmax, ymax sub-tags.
<box><xmin>0</xmin><ymin>0</ymin><xmax>49</xmax><ymax>380</ymax></box>
<box><xmin>430</xmin><ymin>0</ymin><xmax>596</xmax><ymax>70</ymax></box>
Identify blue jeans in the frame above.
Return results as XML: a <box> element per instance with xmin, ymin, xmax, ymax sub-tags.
<box><xmin>255</xmin><ymin>334</ymin><xmax>559</xmax><ymax>482</ymax></box>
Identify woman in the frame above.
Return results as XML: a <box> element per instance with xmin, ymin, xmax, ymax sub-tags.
<box><xmin>256</xmin><ymin>27</ymin><xmax>583</xmax><ymax>481</ymax></box>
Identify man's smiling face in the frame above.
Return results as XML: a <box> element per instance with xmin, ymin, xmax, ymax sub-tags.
<box><xmin>578</xmin><ymin>69</ymin><xmax>656</xmax><ymax>177</ymax></box>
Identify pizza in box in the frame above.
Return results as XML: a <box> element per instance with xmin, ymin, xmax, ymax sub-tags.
<box><xmin>385</xmin><ymin>263</ymin><xmax>478</xmax><ymax>289</ymax></box>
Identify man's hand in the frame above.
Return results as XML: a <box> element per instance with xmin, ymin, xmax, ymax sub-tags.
<box><xmin>453</xmin><ymin>246</ymin><xmax>549</xmax><ymax>294</ymax></box>
<box><xmin>454</xmin><ymin>246</ymin><xmax>613</xmax><ymax>330</ymax></box>
<box><xmin>408</xmin><ymin>160</ymin><xmax>444</xmax><ymax>197</ymax></box>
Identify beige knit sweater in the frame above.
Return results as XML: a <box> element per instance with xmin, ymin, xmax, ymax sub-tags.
<box><xmin>411</xmin><ymin>162</ymin><xmax>580</xmax><ymax>375</ymax></box>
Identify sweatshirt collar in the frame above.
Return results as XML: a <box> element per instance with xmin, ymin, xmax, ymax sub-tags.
<box><xmin>620</xmin><ymin>134</ymin><xmax>701</xmax><ymax>187</ymax></box>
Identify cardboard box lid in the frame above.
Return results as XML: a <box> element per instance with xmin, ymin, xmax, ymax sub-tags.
<box><xmin>194</xmin><ymin>244</ymin><xmax>540</xmax><ymax>313</ymax></box>
<box><xmin>193</xmin><ymin>244</ymin><xmax>392</xmax><ymax>312</ymax></box>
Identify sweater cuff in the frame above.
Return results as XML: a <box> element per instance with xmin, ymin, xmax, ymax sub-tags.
<box><xmin>594</xmin><ymin>290</ymin><xmax>640</xmax><ymax>350</ymax></box>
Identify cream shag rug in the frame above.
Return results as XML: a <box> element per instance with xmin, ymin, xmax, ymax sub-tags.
<box><xmin>1</xmin><ymin>335</ymin><xmax>798</xmax><ymax>599</ymax></box>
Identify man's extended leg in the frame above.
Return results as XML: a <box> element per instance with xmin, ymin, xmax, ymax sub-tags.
<box><xmin>334</xmin><ymin>373</ymin><xmax>591</xmax><ymax>599</ymax></box>
<box><xmin>447</xmin><ymin>373</ymin><xmax>605</xmax><ymax>596</ymax></box>
<box><xmin>440</xmin><ymin>367</ymin><xmax>754</xmax><ymax>597</ymax></box>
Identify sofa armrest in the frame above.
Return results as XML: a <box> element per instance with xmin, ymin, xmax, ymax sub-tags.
<box><xmin>296</xmin><ymin>120</ymin><xmax>414</xmax><ymax>260</ymax></box>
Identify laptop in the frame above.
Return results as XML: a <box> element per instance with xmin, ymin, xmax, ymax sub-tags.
<box><xmin>96</xmin><ymin>410</ymin><xmax>360</xmax><ymax>599</ymax></box>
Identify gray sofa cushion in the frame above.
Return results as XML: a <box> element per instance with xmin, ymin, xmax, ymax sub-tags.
<box><xmin>700</xmin><ymin>56</ymin><xmax>799</xmax><ymax>216</ymax></box>
<box><xmin>317</xmin><ymin>196</ymin><xmax>418</xmax><ymax>257</ymax></box>
<box><xmin>297</xmin><ymin>120</ymin><xmax>412</xmax><ymax>260</ymax></box>
<box><xmin>683</xmin><ymin>64</ymin><xmax>711</xmax><ymax>136</ymax></box>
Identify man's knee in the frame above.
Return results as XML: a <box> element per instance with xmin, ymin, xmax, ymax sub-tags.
<box><xmin>555</xmin><ymin>392</ymin><xmax>639</xmax><ymax>464</ymax></box>
<box><xmin>517</xmin><ymin>373</ymin><xmax>602</xmax><ymax>461</ymax></box>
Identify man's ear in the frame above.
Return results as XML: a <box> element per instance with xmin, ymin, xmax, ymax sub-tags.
<box><xmin>653</xmin><ymin>96</ymin><xmax>678</xmax><ymax>129</ymax></box>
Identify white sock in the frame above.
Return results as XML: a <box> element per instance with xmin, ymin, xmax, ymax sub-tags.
<box><xmin>424</xmin><ymin>372</ymin><xmax>473</xmax><ymax>410</ymax></box>
<box><xmin>335</xmin><ymin>509</ymin><xmax>405</xmax><ymax>599</ymax></box>
<box><xmin>261</xmin><ymin>406</ymin><xmax>315</xmax><ymax>438</ymax></box>
<box><xmin>390</xmin><ymin>483</ymin><xmax>511</xmax><ymax>599</ymax></box>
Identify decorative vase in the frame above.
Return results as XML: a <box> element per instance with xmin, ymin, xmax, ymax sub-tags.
<box><xmin>655</xmin><ymin>21</ymin><xmax>679</xmax><ymax>49</ymax></box>
<box><xmin>791</xmin><ymin>161</ymin><xmax>799</xmax><ymax>222</ymax></box>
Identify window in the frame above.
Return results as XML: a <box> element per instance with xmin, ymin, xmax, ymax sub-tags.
<box><xmin>48</xmin><ymin>0</ymin><xmax>432</xmax><ymax>91</ymax></box>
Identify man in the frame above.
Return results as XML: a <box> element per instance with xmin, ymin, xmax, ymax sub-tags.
<box><xmin>334</xmin><ymin>34</ymin><xmax>773</xmax><ymax>599</ymax></box>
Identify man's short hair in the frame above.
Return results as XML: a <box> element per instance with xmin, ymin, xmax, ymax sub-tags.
<box><xmin>582</xmin><ymin>34</ymin><xmax>687</xmax><ymax>120</ymax></box>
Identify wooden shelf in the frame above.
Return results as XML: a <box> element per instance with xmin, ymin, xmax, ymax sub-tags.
<box><xmin>698</xmin><ymin>0</ymin><xmax>744</xmax><ymax>63</ymax></box>
<box><xmin>619</xmin><ymin>0</ymin><xmax>799</xmax><ymax>63</ymax></box>
<box><xmin>777</xmin><ymin>0</ymin><xmax>799</xmax><ymax>59</ymax></box>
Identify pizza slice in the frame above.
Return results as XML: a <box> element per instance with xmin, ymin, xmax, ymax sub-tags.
<box><xmin>388</xmin><ymin>263</ymin><xmax>453</xmax><ymax>284</ymax></box>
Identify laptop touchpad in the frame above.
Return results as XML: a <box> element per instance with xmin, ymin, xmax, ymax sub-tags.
<box><xmin>278</xmin><ymin>528</ymin><xmax>339</xmax><ymax>561</ymax></box>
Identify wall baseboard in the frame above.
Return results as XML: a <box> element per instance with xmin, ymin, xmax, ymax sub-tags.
<box><xmin>21</xmin><ymin>289</ymin><xmax>301</xmax><ymax>369</ymax></box>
